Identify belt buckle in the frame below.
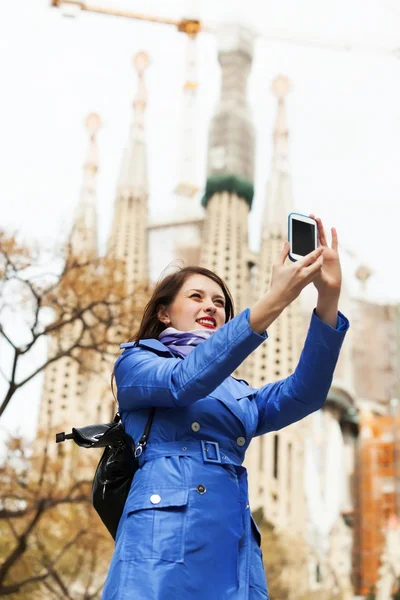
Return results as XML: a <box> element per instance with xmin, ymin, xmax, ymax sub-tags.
<box><xmin>201</xmin><ymin>440</ymin><xmax>221</xmax><ymax>464</ymax></box>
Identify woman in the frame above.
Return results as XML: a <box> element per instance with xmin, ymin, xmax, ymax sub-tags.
<box><xmin>102</xmin><ymin>217</ymin><xmax>348</xmax><ymax>600</ymax></box>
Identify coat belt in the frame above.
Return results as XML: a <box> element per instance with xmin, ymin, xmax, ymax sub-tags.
<box><xmin>140</xmin><ymin>440</ymin><xmax>243</xmax><ymax>467</ymax></box>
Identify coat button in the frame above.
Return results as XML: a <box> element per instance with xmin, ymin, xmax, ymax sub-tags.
<box><xmin>236</xmin><ymin>437</ymin><xmax>246</xmax><ymax>447</ymax></box>
<box><xmin>150</xmin><ymin>494</ymin><xmax>161</xmax><ymax>504</ymax></box>
<box><xmin>197</xmin><ymin>484</ymin><xmax>206</xmax><ymax>494</ymax></box>
<box><xmin>191</xmin><ymin>422</ymin><xmax>201</xmax><ymax>432</ymax></box>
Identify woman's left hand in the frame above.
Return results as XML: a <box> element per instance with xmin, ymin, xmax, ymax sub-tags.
<box><xmin>310</xmin><ymin>214</ymin><xmax>342</xmax><ymax>297</ymax></box>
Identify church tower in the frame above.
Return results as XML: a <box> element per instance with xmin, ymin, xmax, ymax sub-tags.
<box><xmin>68</xmin><ymin>114</ymin><xmax>101</xmax><ymax>261</ymax></box>
<box><xmin>245</xmin><ymin>77</ymin><xmax>307</xmax><ymax>533</ymax></box>
<box><xmin>147</xmin><ymin>28</ymin><xmax>204</xmax><ymax>279</ymax></box>
<box><xmin>200</xmin><ymin>24</ymin><xmax>255</xmax><ymax>313</ymax></box>
<box><xmin>36</xmin><ymin>114</ymin><xmax>102</xmax><ymax>444</ymax></box>
<box><xmin>248</xmin><ymin>76</ymin><xmax>302</xmax><ymax>384</ymax></box>
<box><xmin>107</xmin><ymin>52</ymin><xmax>150</xmax><ymax>294</ymax></box>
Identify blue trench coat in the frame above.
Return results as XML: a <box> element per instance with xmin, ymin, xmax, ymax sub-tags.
<box><xmin>102</xmin><ymin>308</ymin><xmax>349</xmax><ymax>600</ymax></box>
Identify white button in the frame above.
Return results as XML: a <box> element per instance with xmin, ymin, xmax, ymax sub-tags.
<box><xmin>150</xmin><ymin>494</ymin><xmax>161</xmax><ymax>505</ymax></box>
<box><xmin>236</xmin><ymin>437</ymin><xmax>246</xmax><ymax>447</ymax></box>
<box><xmin>191</xmin><ymin>422</ymin><xmax>201</xmax><ymax>432</ymax></box>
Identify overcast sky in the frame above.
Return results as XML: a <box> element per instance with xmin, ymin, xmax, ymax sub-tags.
<box><xmin>1</xmin><ymin>0</ymin><xmax>400</xmax><ymax>439</ymax></box>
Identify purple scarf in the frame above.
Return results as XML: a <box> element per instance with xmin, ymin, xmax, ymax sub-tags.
<box><xmin>159</xmin><ymin>327</ymin><xmax>214</xmax><ymax>358</ymax></box>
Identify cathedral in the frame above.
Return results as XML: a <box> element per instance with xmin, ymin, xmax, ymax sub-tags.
<box><xmin>35</xmin><ymin>23</ymin><xmax>399</xmax><ymax>599</ymax></box>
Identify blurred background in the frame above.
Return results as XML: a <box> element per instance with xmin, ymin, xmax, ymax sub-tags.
<box><xmin>1</xmin><ymin>0</ymin><xmax>400</xmax><ymax>598</ymax></box>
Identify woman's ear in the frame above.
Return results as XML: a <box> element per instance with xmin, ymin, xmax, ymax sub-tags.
<box><xmin>157</xmin><ymin>305</ymin><xmax>170</xmax><ymax>325</ymax></box>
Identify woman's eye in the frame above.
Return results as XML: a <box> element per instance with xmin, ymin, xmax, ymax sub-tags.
<box><xmin>191</xmin><ymin>293</ymin><xmax>201</xmax><ymax>299</ymax></box>
<box><xmin>215</xmin><ymin>300</ymin><xmax>225</xmax><ymax>307</ymax></box>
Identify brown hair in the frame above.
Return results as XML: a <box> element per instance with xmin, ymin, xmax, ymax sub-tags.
<box><xmin>111</xmin><ymin>266</ymin><xmax>234</xmax><ymax>400</ymax></box>
<box><xmin>133</xmin><ymin>265</ymin><xmax>234</xmax><ymax>341</ymax></box>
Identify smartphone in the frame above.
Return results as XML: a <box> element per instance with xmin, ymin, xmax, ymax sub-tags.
<box><xmin>288</xmin><ymin>213</ymin><xmax>317</xmax><ymax>262</ymax></box>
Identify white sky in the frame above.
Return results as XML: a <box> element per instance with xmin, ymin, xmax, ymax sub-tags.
<box><xmin>1</xmin><ymin>0</ymin><xmax>400</xmax><ymax>440</ymax></box>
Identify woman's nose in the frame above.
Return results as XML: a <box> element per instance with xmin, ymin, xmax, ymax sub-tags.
<box><xmin>204</xmin><ymin>301</ymin><xmax>216</xmax><ymax>313</ymax></box>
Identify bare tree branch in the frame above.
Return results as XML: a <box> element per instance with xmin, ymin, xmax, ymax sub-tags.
<box><xmin>0</xmin><ymin>570</ymin><xmax>51</xmax><ymax>596</ymax></box>
<box><xmin>0</xmin><ymin>495</ymin><xmax>91</xmax><ymax>520</ymax></box>
<box><xmin>0</xmin><ymin>430</ymin><xmax>114</xmax><ymax>598</ymax></box>
<box><xmin>0</xmin><ymin>499</ymin><xmax>46</xmax><ymax>585</ymax></box>
<box><xmin>35</xmin><ymin>532</ymin><xmax>86</xmax><ymax>600</ymax></box>
<box><xmin>0</xmin><ymin>229</ymin><xmax>147</xmax><ymax>598</ymax></box>
<box><xmin>0</xmin><ymin>228</ymin><xmax>148</xmax><ymax>420</ymax></box>
<box><xmin>83</xmin><ymin>541</ymin><xmax>98</xmax><ymax>598</ymax></box>
<box><xmin>0</xmin><ymin>529</ymin><xmax>87</xmax><ymax>597</ymax></box>
<box><xmin>0</xmin><ymin>326</ymin><xmax>17</xmax><ymax>351</ymax></box>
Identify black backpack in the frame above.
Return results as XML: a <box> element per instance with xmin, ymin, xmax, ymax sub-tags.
<box><xmin>56</xmin><ymin>409</ymin><xmax>155</xmax><ymax>539</ymax></box>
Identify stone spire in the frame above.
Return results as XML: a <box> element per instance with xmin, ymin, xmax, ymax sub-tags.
<box><xmin>146</xmin><ymin>25</ymin><xmax>204</xmax><ymax>280</ymax></box>
<box><xmin>69</xmin><ymin>113</ymin><xmax>101</xmax><ymax>260</ymax></box>
<box><xmin>200</xmin><ymin>24</ymin><xmax>255</xmax><ymax>313</ymax></box>
<box><xmin>174</xmin><ymin>23</ymin><xmax>201</xmax><ymax>206</ymax></box>
<box><xmin>262</xmin><ymin>75</ymin><xmax>293</xmax><ymax>239</ymax></box>
<box><xmin>117</xmin><ymin>52</ymin><xmax>149</xmax><ymax>199</ymax></box>
<box><xmin>244</xmin><ymin>76</ymin><xmax>307</xmax><ymax>537</ymax></box>
<box><xmin>107</xmin><ymin>52</ymin><xmax>150</xmax><ymax>293</ymax></box>
<box><xmin>35</xmin><ymin>114</ymin><xmax>103</xmax><ymax>466</ymax></box>
<box><xmin>204</xmin><ymin>24</ymin><xmax>255</xmax><ymax>188</ymax></box>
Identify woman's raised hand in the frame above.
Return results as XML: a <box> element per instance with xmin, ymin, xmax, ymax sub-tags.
<box><xmin>309</xmin><ymin>214</ymin><xmax>342</xmax><ymax>296</ymax></box>
<box><xmin>309</xmin><ymin>215</ymin><xmax>342</xmax><ymax>327</ymax></box>
<box><xmin>269</xmin><ymin>242</ymin><xmax>324</xmax><ymax>306</ymax></box>
<box><xmin>249</xmin><ymin>243</ymin><xmax>324</xmax><ymax>334</ymax></box>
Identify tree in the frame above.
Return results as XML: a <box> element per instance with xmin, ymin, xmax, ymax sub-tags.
<box><xmin>0</xmin><ymin>227</ymin><xmax>152</xmax><ymax>596</ymax></box>
<box><xmin>0</xmin><ymin>432</ymin><xmax>113</xmax><ymax>598</ymax></box>
<box><xmin>0</xmin><ymin>229</ymin><xmax>149</xmax><ymax>419</ymax></box>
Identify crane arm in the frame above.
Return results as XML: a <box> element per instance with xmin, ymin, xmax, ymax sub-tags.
<box><xmin>256</xmin><ymin>28</ymin><xmax>399</xmax><ymax>57</ymax></box>
<box><xmin>50</xmin><ymin>1</ymin><xmax>399</xmax><ymax>57</ymax></box>
<box><xmin>50</xmin><ymin>0</ymin><xmax>201</xmax><ymax>33</ymax></box>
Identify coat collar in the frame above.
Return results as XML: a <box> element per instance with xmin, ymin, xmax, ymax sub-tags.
<box><xmin>138</xmin><ymin>339</ymin><xmax>175</xmax><ymax>357</ymax></box>
<box><xmin>120</xmin><ymin>338</ymin><xmax>175</xmax><ymax>358</ymax></box>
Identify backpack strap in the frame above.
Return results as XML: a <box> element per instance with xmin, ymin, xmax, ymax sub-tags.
<box><xmin>134</xmin><ymin>408</ymin><xmax>156</xmax><ymax>458</ymax></box>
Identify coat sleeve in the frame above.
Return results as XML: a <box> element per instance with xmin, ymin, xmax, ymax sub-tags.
<box><xmin>116</xmin><ymin>309</ymin><xmax>267</xmax><ymax>411</ymax></box>
<box><xmin>254</xmin><ymin>310</ymin><xmax>349</xmax><ymax>435</ymax></box>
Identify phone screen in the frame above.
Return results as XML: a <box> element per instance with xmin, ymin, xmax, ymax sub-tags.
<box><xmin>292</xmin><ymin>219</ymin><xmax>316</xmax><ymax>256</ymax></box>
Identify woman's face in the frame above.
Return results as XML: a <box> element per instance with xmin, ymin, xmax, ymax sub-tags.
<box><xmin>158</xmin><ymin>274</ymin><xmax>227</xmax><ymax>332</ymax></box>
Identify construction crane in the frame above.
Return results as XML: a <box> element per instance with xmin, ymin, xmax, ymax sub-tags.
<box><xmin>50</xmin><ymin>0</ymin><xmax>400</xmax><ymax>57</ymax></box>
<box><xmin>49</xmin><ymin>0</ymin><xmax>400</xmax><ymax>233</ymax></box>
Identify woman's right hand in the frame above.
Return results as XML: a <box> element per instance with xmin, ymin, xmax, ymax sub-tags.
<box><xmin>269</xmin><ymin>242</ymin><xmax>324</xmax><ymax>307</ymax></box>
<box><xmin>249</xmin><ymin>243</ymin><xmax>324</xmax><ymax>334</ymax></box>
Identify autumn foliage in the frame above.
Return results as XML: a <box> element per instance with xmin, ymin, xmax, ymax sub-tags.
<box><xmin>0</xmin><ymin>433</ymin><xmax>113</xmax><ymax>598</ymax></box>
<box><xmin>0</xmin><ymin>229</ymin><xmax>151</xmax><ymax>597</ymax></box>
<box><xmin>0</xmin><ymin>229</ymin><xmax>150</xmax><ymax>419</ymax></box>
